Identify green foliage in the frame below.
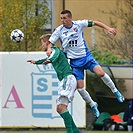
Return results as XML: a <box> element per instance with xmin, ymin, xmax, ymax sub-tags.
<box><xmin>1</xmin><ymin>0</ymin><xmax>51</xmax><ymax>51</ymax></box>
<box><xmin>1</xmin><ymin>130</ymin><xmax>68</xmax><ymax>133</ymax></box>
<box><xmin>91</xmin><ymin>48</ymin><xmax>123</xmax><ymax>65</ymax></box>
<box><xmin>98</xmin><ymin>0</ymin><xmax>133</xmax><ymax>60</ymax></box>
<box><xmin>0</xmin><ymin>131</ymin><xmax>131</xmax><ymax>133</ymax></box>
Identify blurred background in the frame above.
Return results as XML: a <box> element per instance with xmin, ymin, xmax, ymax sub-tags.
<box><xmin>0</xmin><ymin>0</ymin><xmax>132</xmax><ymax>60</ymax></box>
<box><xmin>0</xmin><ymin>0</ymin><xmax>133</xmax><ymax>130</ymax></box>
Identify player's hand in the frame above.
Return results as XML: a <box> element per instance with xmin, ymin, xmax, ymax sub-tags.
<box><xmin>43</xmin><ymin>60</ymin><xmax>51</xmax><ymax>65</ymax></box>
<box><xmin>27</xmin><ymin>60</ymin><xmax>36</xmax><ymax>64</ymax></box>
<box><xmin>107</xmin><ymin>28</ymin><xmax>117</xmax><ymax>36</ymax></box>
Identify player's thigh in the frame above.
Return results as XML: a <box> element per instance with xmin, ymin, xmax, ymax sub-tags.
<box><xmin>85</xmin><ymin>55</ymin><xmax>99</xmax><ymax>72</ymax></box>
<box><xmin>58</xmin><ymin>75</ymin><xmax>77</xmax><ymax>91</ymax></box>
<box><xmin>72</xmin><ymin>67</ymin><xmax>84</xmax><ymax>80</ymax></box>
<box><xmin>77</xmin><ymin>80</ymin><xmax>84</xmax><ymax>88</ymax></box>
<box><xmin>72</xmin><ymin>67</ymin><xmax>84</xmax><ymax>88</ymax></box>
<box><xmin>58</xmin><ymin>75</ymin><xmax>77</xmax><ymax>102</ymax></box>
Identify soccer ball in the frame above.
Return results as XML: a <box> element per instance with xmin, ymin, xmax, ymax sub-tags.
<box><xmin>10</xmin><ymin>29</ymin><xmax>24</xmax><ymax>43</ymax></box>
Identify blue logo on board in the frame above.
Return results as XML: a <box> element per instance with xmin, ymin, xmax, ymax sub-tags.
<box><xmin>31</xmin><ymin>64</ymin><xmax>73</xmax><ymax>119</ymax></box>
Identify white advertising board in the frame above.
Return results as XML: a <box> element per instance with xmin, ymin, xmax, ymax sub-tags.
<box><xmin>0</xmin><ymin>52</ymin><xmax>86</xmax><ymax>128</ymax></box>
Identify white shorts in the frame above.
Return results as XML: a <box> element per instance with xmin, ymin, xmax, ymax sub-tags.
<box><xmin>56</xmin><ymin>74</ymin><xmax>77</xmax><ymax>105</ymax></box>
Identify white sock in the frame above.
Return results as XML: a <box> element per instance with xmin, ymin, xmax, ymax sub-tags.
<box><xmin>77</xmin><ymin>88</ymin><xmax>95</xmax><ymax>107</ymax></box>
<box><xmin>127</xmin><ymin>125</ymin><xmax>132</xmax><ymax>131</ymax></box>
<box><xmin>101</xmin><ymin>73</ymin><xmax>118</xmax><ymax>93</ymax></box>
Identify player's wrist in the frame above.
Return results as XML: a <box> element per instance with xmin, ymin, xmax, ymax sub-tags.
<box><xmin>33</xmin><ymin>60</ymin><xmax>36</xmax><ymax>64</ymax></box>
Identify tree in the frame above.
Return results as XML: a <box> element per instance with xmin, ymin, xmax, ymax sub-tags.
<box><xmin>98</xmin><ymin>0</ymin><xmax>133</xmax><ymax>60</ymax></box>
<box><xmin>91</xmin><ymin>48</ymin><xmax>123</xmax><ymax>65</ymax></box>
<box><xmin>0</xmin><ymin>0</ymin><xmax>51</xmax><ymax>51</ymax></box>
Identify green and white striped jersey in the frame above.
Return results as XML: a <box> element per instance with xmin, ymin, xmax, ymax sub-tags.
<box><xmin>35</xmin><ymin>46</ymin><xmax>72</xmax><ymax>81</ymax></box>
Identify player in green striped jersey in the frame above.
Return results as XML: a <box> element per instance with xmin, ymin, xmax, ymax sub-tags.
<box><xmin>27</xmin><ymin>34</ymin><xmax>82</xmax><ymax>133</ymax></box>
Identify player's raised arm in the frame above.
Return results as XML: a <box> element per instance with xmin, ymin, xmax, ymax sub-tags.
<box><xmin>27</xmin><ymin>58</ymin><xmax>47</xmax><ymax>65</ymax></box>
<box><xmin>93</xmin><ymin>20</ymin><xmax>117</xmax><ymax>36</ymax></box>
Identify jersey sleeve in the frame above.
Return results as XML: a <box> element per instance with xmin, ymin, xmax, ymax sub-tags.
<box><xmin>76</xmin><ymin>20</ymin><xmax>88</xmax><ymax>29</ymax></box>
<box><xmin>47</xmin><ymin>47</ymin><xmax>60</xmax><ymax>62</ymax></box>
<box><xmin>35</xmin><ymin>58</ymin><xmax>47</xmax><ymax>64</ymax></box>
<box><xmin>49</xmin><ymin>26</ymin><xmax>62</xmax><ymax>44</ymax></box>
<box><xmin>76</xmin><ymin>20</ymin><xmax>94</xmax><ymax>28</ymax></box>
<box><xmin>88</xmin><ymin>20</ymin><xmax>94</xmax><ymax>27</ymax></box>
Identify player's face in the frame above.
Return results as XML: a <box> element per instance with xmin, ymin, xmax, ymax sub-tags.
<box><xmin>41</xmin><ymin>40</ymin><xmax>49</xmax><ymax>51</ymax></box>
<box><xmin>60</xmin><ymin>13</ymin><xmax>72</xmax><ymax>28</ymax></box>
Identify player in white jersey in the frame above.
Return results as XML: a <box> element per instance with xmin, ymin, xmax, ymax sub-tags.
<box><xmin>47</xmin><ymin>10</ymin><xmax>125</xmax><ymax>117</ymax></box>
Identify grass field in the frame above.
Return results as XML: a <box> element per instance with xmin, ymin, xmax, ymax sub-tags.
<box><xmin>0</xmin><ymin>130</ymin><xmax>130</xmax><ymax>133</ymax></box>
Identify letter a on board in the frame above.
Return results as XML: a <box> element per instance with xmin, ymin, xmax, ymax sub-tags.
<box><xmin>3</xmin><ymin>85</ymin><xmax>24</xmax><ymax>108</ymax></box>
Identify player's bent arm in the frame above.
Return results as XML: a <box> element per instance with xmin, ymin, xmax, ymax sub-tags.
<box><xmin>35</xmin><ymin>58</ymin><xmax>47</xmax><ymax>64</ymax></box>
<box><xmin>47</xmin><ymin>47</ymin><xmax>60</xmax><ymax>62</ymax></box>
<box><xmin>43</xmin><ymin>60</ymin><xmax>51</xmax><ymax>65</ymax></box>
<box><xmin>93</xmin><ymin>21</ymin><xmax>111</xmax><ymax>30</ymax></box>
<box><xmin>47</xmin><ymin>42</ymin><xmax>54</xmax><ymax>56</ymax></box>
<box><xmin>48</xmin><ymin>42</ymin><xmax>54</xmax><ymax>47</ymax></box>
<box><xmin>27</xmin><ymin>58</ymin><xmax>48</xmax><ymax>65</ymax></box>
<box><xmin>93</xmin><ymin>20</ymin><xmax>117</xmax><ymax>36</ymax></box>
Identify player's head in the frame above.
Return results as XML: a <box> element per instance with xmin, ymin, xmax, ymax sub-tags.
<box><xmin>40</xmin><ymin>34</ymin><xmax>51</xmax><ymax>51</ymax></box>
<box><xmin>60</xmin><ymin>10</ymin><xmax>72</xmax><ymax>28</ymax></box>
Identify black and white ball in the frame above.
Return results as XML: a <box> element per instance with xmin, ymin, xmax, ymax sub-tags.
<box><xmin>10</xmin><ymin>29</ymin><xmax>24</xmax><ymax>43</ymax></box>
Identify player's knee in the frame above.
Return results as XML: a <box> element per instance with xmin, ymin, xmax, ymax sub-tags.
<box><xmin>56</xmin><ymin>105</ymin><xmax>61</xmax><ymax>114</ymax></box>
<box><xmin>56</xmin><ymin>104</ymin><xmax>67</xmax><ymax>114</ymax></box>
<box><xmin>56</xmin><ymin>104</ymin><xmax>63</xmax><ymax>114</ymax></box>
<box><xmin>97</xmin><ymin>72</ymin><xmax>105</xmax><ymax>77</ymax></box>
<box><xmin>77</xmin><ymin>80</ymin><xmax>84</xmax><ymax>88</ymax></box>
<box><xmin>93</xmin><ymin>66</ymin><xmax>105</xmax><ymax>77</ymax></box>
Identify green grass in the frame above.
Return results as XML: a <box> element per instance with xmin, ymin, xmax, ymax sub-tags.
<box><xmin>0</xmin><ymin>130</ymin><xmax>130</xmax><ymax>133</ymax></box>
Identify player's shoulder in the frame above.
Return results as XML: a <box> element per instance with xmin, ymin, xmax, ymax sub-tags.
<box><xmin>52</xmin><ymin>46</ymin><xmax>61</xmax><ymax>51</ymax></box>
<box><xmin>73</xmin><ymin>20</ymin><xmax>88</xmax><ymax>28</ymax></box>
<box><xmin>52</xmin><ymin>46</ymin><xmax>59</xmax><ymax>49</ymax></box>
<box><xmin>55</xmin><ymin>24</ymin><xmax>64</xmax><ymax>32</ymax></box>
<box><xmin>73</xmin><ymin>20</ymin><xmax>88</xmax><ymax>24</ymax></box>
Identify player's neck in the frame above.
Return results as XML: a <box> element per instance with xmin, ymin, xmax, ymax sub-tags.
<box><xmin>65</xmin><ymin>22</ymin><xmax>72</xmax><ymax>28</ymax></box>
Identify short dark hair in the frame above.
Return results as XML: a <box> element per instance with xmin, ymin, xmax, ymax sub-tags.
<box><xmin>61</xmin><ymin>10</ymin><xmax>72</xmax><ymax>17</ymax></box>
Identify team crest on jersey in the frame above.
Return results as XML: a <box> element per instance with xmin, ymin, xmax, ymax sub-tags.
<box><xmin>73</xmin><ymin>27</ymin><xmax>78</xmax><ymax>32</ymax></box>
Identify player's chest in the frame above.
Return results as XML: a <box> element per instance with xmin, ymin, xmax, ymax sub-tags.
<box><xmin>60</xmin><ymin>26</ymin><xmax>81</xmax><ymax>40</ymax></box>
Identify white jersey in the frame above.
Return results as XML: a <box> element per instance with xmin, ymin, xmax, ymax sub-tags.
<box><xmin>49</xmin><ymin>20</ymin><xmax>92</xmax><ymax>59</ymax></box>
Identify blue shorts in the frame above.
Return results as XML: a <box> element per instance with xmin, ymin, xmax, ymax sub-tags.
<box><xmin>70</xmin><ymin>53</ymin><xmax>99</xmax><ymax>80</ymax></box>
